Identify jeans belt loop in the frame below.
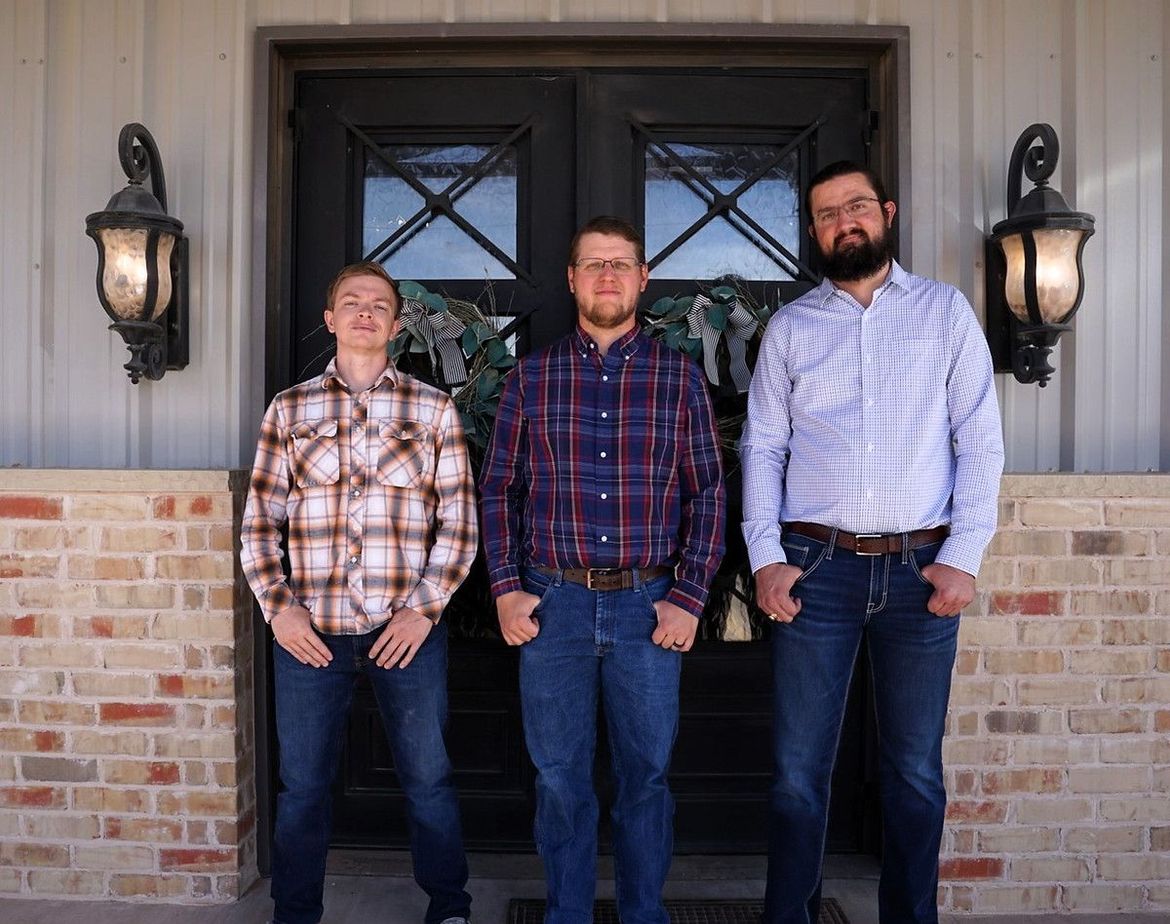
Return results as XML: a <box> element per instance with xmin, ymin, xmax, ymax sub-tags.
<box><xmin>826</xmin><ymin>526</ymin><xmax>838</xmax><ymax>560</ymax></box>
<box><xmin>901</xmin><ymin>533</ymin><xmax>910</xmax><ymax>565</ymax></box>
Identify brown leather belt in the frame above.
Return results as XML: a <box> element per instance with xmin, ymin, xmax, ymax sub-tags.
<box><xmin>534</xmin><ymin>565</ymin><xmax>673</xmax><ymax>591</ymax></box>
<box><xmin>784</xmin><ymin>522</ymin><xmax>949</xmax><ymax>556</ymax></box>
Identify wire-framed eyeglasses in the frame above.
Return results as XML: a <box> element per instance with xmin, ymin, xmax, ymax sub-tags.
<box><xmin>572</xmin><ymin>257</ymin><xmax>644</xmax><ymax>275</ymax></box>
<box><xmin>812</xmin><ymin>196</ymin><xmax>883</xmax><ymax>228</ymax></box>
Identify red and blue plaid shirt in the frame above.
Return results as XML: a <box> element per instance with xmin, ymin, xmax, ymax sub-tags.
<box><xmin>480</xmin><ymin>325</ymin><xmax>725</xmax><ymax>618</ymax></box>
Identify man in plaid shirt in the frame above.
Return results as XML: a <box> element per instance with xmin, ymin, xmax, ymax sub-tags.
<box><xmin>241</xmin><ymin>262</ymin><xmax>476</xmax><ymax>924</ymax></box>
<box><xmin>480</xmin><ymin>216</ymin><xmax>726</xmax><ymax>924</ymax></box>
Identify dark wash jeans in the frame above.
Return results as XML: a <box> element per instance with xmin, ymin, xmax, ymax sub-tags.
<box><xmin>271</xmin><ymin>622</ymin><xmax>470</xmax><ymax>924</ymax></box>
<box><xmin>518</xmin><ymin>567</ymin><xmax>681</xmax><ymax>924</ymax></box>
<box><xmin>765</xmin><ymin>533</ymin><xmax>958</xmax><ymax>924</ymax></box>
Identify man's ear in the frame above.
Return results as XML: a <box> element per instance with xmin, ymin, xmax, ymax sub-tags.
<box><xmin>324</xmin><ymin>309</ymin><xmax>335</xmax><ymax>333</ymax></box>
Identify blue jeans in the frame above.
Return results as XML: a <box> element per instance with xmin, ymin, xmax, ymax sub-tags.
<box><xmin>765</xmin><ymin>534</ymin><xmax>958</xmax><ymax>924</ymax></box>
<box><xmin>518</xmin><ymin>568</ymin><xmax>681</xmax><ymax>924</ymax></box>
<box><xmin>271</xmin><ymin>622</ymin><xmax>470</xmax><ymax>924</ymax></box>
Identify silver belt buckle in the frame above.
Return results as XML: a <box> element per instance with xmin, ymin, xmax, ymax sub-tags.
<box><xmin>852</xmin><ymin>533</ymin><xmax>884</xmax><ymax>556</ymax></box>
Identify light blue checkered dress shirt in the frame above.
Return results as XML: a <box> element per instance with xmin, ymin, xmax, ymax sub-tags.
<box><xmin>741</xmin><ymin>260</ymin><xmax>1004</xmax><ymax>578</ymax></box>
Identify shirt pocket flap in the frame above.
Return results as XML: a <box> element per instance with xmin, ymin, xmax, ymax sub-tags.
<box><xmin>376</xmin><ymin>421</ymin><xmax>430</xmax><ymax>488</ymax></box>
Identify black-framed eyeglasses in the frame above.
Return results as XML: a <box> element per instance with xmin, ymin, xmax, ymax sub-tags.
<box><xmin>811</xmin><ymin>196</ymin><xmax>883</xmax><ymax>228</ymax></box>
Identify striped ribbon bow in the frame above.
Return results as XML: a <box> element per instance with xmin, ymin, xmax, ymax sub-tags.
<box><xmin>399</xmin><ymin>297</ymin><xmax>469</xmax><ymax>386</ymax></box>
<box><xmin>686</xmin><ymin>289</ymin><xmax>759</xmax><ymax>392</ymax></box>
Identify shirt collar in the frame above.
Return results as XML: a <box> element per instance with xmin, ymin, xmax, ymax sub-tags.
<box><xmin>321</xmin><ymin>356</ymin><xmax>398</xmax><ymax>392</ymax></box>
<box><xmin>814</xmin><ymin>259</ymin><xmax>909</xmax><ymax>308</ymax></box>
<box><xmin>571</xmin><ymin>323</ymin><xmax>644</xmax><ymax>361</ymax></box>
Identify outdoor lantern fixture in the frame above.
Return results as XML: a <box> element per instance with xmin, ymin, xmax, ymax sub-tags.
<box><xmin>85</xmin><ymin>122</ymin><xmax>189</xmax><ymax>383</ymax></box>
<box><xmin>985</xmin><ymin>123</ymin><xmax>1095</xmax><ymax>387</ymax></box>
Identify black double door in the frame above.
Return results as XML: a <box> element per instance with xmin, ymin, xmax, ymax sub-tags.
<box><xmin>288</xmin><ymin>67</ymin><xmax>877</xmax><ymax>854</ymax></box>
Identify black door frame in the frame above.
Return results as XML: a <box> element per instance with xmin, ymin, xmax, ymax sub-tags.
<box><xmin>250</xmin><ymin>21</ymin><xmax>910</xmax><ymax>875</ymax></box>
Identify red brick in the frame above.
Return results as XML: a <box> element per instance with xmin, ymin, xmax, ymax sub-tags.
<box><xmin>77</xmin><ymin>617</ymin><xmax>113</xmax><ymax>638</ymax></box>
<box><xmin>990</xmin><ymin>591</ymin><xmax>1064</xmax><ymax>616</ymax></box>
<box><xmin>160</xmin><ymin>847</ymin><xmax>236</xmax><ymax>872</ymax></box>
<box><xmin>99</xmin><ymin>703</ymin><xmax>176</xmax><ymax>726</ymax></box>
<box><xmin>0</xmin><ymin>496</ymin><xmax>63</xmax><ymax>520</ymax></box>
<box><xmin>0</xmin><ymin>615</ymin><xmax>40</xmax><ymax>637</ymax></box>
<box><xmin>0</xmin><ymin>729</ymin><xmax>63</xmax><ymax>752</ymax></box>
<box><xmin>0</xmin><ymin>786</ymin><xmax>65</xmax><ymax>808</ymax></box>
<box><xmin>946</xmin><ymin>800</ymin><xmax>1009</xmax><ymax>824</ymax></box>
<box><xmin>190</xmin><ymin>496</ymin><xmax>213</xmax><ymax>515</ymax></box>
<box><xmin>152</xmin><ymin>496</ymin><xmax>176</xmax><ymax>519</ymax></box>
<box><xmin>982</xmin><ymin>768</ymin><xmax>1063</xmax><ymax>795</ymax></box>
<box><xmin>940</xmin><ymin>857</ymin><xmax>1005</xmax><ymax>880</ymax></box>
<box><xmin>104</xmin><ymin>816</ymin><xmax>184</xmax><ymax>842</ymax></box>
<box><xmin>157</xmin><ymin>673</ymin><xmax>234</xmax><ymax>699</ymax></box>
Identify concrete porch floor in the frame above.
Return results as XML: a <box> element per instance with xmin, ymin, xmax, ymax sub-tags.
<box><xmin>0</xmin><ymin>852</ymin><xmax>1163</xmax><ymax>923</ymax></box>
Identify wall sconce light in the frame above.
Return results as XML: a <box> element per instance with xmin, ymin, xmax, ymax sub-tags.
<box><xmin>985</xmin><ymin>123</ymin><xmax>1095</xmax><ymax>387</ymax></box>
<box><xmin>85</xmin><ymin>123</ymin><xmax>189</xmax><ymax>384</ymax></box>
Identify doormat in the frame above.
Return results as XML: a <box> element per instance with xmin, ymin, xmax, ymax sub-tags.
<box><xmin>506</xmin><ymin>898</ymin><xmax>849</xmax><ymax>924</ymax></box>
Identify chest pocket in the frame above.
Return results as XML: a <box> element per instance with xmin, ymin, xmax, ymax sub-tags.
<box><xmin>376</xmin><ymin>420</ymin><xmax>432</xmax><ymax>489</ymax></box>
<box><xmin>289</xmin><ymin>419</ymin><xmax>340</xmax><ymax>488</ymax></box>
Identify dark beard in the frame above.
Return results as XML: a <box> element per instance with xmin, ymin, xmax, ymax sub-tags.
<box><xmin>818</xmin><ymin>226</ymin><xmax>895</xmax><ymax>283</ymax></box>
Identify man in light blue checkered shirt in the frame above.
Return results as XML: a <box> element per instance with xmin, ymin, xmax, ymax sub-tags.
<box><xmin>741</xmin><ymin>162</ymin><xmax>1004</xmax><ymax>924</ymax></box>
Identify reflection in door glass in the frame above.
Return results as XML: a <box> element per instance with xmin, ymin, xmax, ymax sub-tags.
<box><xmin>364</xmin><ymin>144</ymin><xmax>517</xmax><ymax>280</ymax></box>
<box><xmin>645</xmin><ymin>143</ymin><xmax>799</xmax><ymax>281</ymax></box>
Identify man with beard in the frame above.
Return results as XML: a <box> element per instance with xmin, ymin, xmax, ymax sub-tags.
<box><xmin>480</xmin><ymin>216</ymin><xmax>725</xmax><ymax>924</ymax></box>
<box><xmin>740</xmin><ymin>163</ymin><xmax>1003</xmax><ymax>924</ymax></box>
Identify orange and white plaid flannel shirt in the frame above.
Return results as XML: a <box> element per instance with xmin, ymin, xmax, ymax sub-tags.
<box><xmin>240</xmin><ymin>359</ymin><xmax>477</xmax><ymax>634</ymax></box>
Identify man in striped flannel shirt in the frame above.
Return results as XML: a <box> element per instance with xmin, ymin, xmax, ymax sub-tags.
<box><xmin>241</xmin><ymin>262</ymin><xmax>475</xmax><ymax>924</ymax></box>
<box><xmin>480</xmin><ymin>216</ymin><xmax>726</xmax><ymax>924</ymax></box>
<box><xmin>742</xmin><ymin>162</ymin><xmax>1004</xmax><ymax>924</ymax></box>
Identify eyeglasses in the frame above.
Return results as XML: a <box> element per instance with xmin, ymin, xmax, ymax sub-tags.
<box><xmin>572</xmin><ymin>257</ymin><xmax>644</xmax><ymax>275</ymax></box>
<box><xmin>811</xmin><ymin>196</ymin><xmax>883</xmax><ymax>228</ymax></box>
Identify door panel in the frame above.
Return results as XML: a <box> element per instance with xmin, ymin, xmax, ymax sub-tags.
<box><xmin>289</xmin><ymin>67</ymin><xmax>877</xmax><ymax>854</ymax></box>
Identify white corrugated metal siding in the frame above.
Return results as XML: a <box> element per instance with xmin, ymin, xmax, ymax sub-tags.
<box><xmin>0</xmin><ymin>0</ymin><xmax>1164</xmax><ymax>471</ymax></box>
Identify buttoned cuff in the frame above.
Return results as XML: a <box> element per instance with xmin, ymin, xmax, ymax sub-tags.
<box><xmin>665</xmin><ymin>580</ymin><xmax>707</xmax><ymax>620</ymax></box>
<box><xmin>746</xmin><ymin>539</ymin><xmax>788</xmax><ymax>575</ymax></box>
<box><xmin>488</xmin><ymin>565</ymin><xmax>523</xmax><ymax>599</ymax></box>
<box><xmin>261</xmin><ymin>583</ymin><xmax>297</xmax><ymax>624</ymax></box>
<box><xmin>403</xmin><ymin>578</ymin><xmax>446</xmax><ymax>623</ymax></box>
<box><xmin>934</xmin><ymin>536</ymin><xmax>984</xmax><ymax>580</ymax></box>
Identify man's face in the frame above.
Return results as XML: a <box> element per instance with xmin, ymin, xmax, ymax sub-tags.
<box><xmin>808</xmin><ymin>173</ymin><xmax>897</xmax><ymax>283</ymax></box>
<box><xmin>324</xmin><ymin>273</ymin><xmax>400</xmax><ymax>354</ymax></box>
<box><xmin>567</xmin><ymin>232</ymin><xmax>648</xmax><ymax>332</ymax></box>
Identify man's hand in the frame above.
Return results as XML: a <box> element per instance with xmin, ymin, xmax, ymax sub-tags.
<box><xmin>370</xmin><ymin>606</ymin><xmax>434</xmax><ymax>669</ymax></box>
<box><xmin>651</xmin><ymin>599</ymin><xmax>699</xmax><ymax>652</ymax></box>
<box><xmin>754</xmin><ymin>562</ymin><xmax>804</xmax><ymax>624</ymax></box>
<box><xmin>272</xmin><ymin>605</ymin><xmax>332</xmax><ymax>667</ymax></box>
<box><xmin>497</xmin><ymin>590</ymin><xmax>542</xmax><ymax>646</ymax></box>
<box><xmin>919</xmin><ymin>562</ymin><xmax>976</xmax><ymax>617</ymax></box>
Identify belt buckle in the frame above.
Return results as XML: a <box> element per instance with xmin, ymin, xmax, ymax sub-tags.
<box><xmin>852</xmin><ymin>533</ymin><xmax>884</xmax><ymax>556</ymax></box>
<box><xmin>585</xmin><ymin>568</ymin><xmax>619</xmax><ymax>590</ymax></box>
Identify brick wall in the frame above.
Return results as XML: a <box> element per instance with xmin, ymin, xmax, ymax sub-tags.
<box><xmin>940</xmin><ymin>474</ymin><xmax>1170</xmax><ymax>915</ymax></box>
<box><xmin>1</xmin><ymin>469</ymin><xmax>1167</xmax><ymax>912</ymax></box>
<box><xmin>0</xmin><ymin>470</ymin><xmax>256</xmax><ymax>903</ymax></box>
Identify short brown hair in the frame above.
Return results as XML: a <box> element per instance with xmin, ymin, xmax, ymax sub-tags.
<box><xmin>805</xmin><ymin>161</ymin><xmax>890</xmax><ymax>220</ymax></box>
<box><xmin>568</xmin><ymin>216</ymin><xmax>646</xmax><ymax>266</ymax></box>
<box><xmin>324</xmin><ymin>261</ymin><xmax>400</xmax><ymax>314</ymax></box>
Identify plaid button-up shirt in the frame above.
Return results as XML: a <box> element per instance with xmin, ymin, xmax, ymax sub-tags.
<box><xmin>480</xmin><ymin>326</ymin><xmax>725</xmax><ymax>618</ymax></box>
<box><xmin>241</xmin><ymin>358</ymin><xmax>477</xmax><ymax>634</ymax></box>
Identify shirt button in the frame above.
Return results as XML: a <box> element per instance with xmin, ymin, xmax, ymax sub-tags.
<box><xmin>600</xmin><ymin>452</ymin><xmax>607</xmax><ymax>458</ymax></box>
<box><xmin>349</xmin><ymin>555</ymin><xmax>360</xmax><ymax>564</ymax></box>
<box><xmin>867</xmin><ymin>443</ymin><xmax>874</xmax><ymax>452</ymax></box>
<box><xmin>600</xmin><ymin>535</ymin><xmax>608</xmax><ymax>542</ymax></box>
<box><xmin>600</xmin><ymin>493</ymin><xmax>608</xmax><ymax>499</ymax></box>
<box><xmin>602</xmin><ymin>375</ymin><xmax>609</xmax><ymax>382</ymax></box>
<box><xmin>866</xmin><ymin>398</ymin><xmax>874</xmax><ymax>407</ymax></box>
<box><xmin>601</xmin><ymin>412</ymin><xmax>608</xmax><ymax>419</ymax></box>
<box><xmin>351</xmin><ymin>488</ymin><xmax>361</xmax><ymax>497</ymax></box>
<box><xmin>865</xmin><ymin>491</ymin><xmax>873</xmax><ymax>500</ymax></box>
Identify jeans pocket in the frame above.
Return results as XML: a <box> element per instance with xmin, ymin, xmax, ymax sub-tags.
<box><xmin>908</xmin><ymin>541</ymin><xmax>941</xmax><ymax>586</ymax></box>
<box><xmin>520</xmin><ymin>570</ymin><xmax>559</xmax><ymax>614</ymax></box>
<box><xmin>783</xmin><ymin>537</ymin><xmax>828</xmax><ymax>583</ymax></box>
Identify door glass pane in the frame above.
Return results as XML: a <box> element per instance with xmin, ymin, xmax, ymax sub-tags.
<box><xmin>644</xmin><ymin>143</ymin><xmax>799</xmax><ymax>281</ymax></box>
<box><xmin>364</xmin><ymin>143</ymin><xmax>517</xmax><ymax>280</ymax></box>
